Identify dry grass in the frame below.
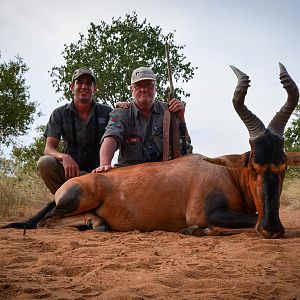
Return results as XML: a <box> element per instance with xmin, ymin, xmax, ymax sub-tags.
<box><xmin>0</xmin><ymin>173</ymin><xmax>299</xmax><ymax>220</ymax></box>
<box><xmin>281</xmin><ymin>176</ymin><xmax>300</xmax><ymax>209</ymax></box>
<box><xmin>0</xmin><ymin>172</ymin><xmax>52</xmax><ymax>220</ymax></box>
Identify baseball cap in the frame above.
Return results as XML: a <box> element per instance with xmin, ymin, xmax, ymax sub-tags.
<box><xmin>131</xmin><ymin>67</ymin><xmax>156</xmax><ymax>84</ymax></box>
<box><xmin>72</xmin><ymin>67</ymin><xmax>96</xmax><ymax>82</ymax></box>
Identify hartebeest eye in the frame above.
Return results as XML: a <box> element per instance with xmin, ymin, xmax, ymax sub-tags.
<box><xmin>251</xmin><ymin>162</ymin><xmax>287</xmax><ymax>175</ymax></box>
<box><xmin>270</xmin><ymin>164</ymin><xmax>287</xmax><ymax>174</ymax></box>
<box><xmin>251</xmin><ymin>162</ymin><xmax>266</xmax><ymax>174</ymax></box>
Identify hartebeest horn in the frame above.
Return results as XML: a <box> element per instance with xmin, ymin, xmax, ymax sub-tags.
<box><xmin>230</xmin><ymin>65</ymin><xmax>266</xmax><ymax>140</ymax></box>
<box><xmin>267</xmin><ymin>63</ymin><xmax>299</xmax><ymax>137</ymax></box>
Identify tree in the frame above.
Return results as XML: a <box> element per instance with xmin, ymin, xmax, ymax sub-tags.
<box><xmin>50</xmin><ymin>12</ymin><xmax>197</xmax><ymax>108</ymax></box>
<box><xmin>0</xmin><ymin>54</ymin><xmax>40</xmax><ymax>145</ymax></box>
<box><xmin>284</xmin><ymin>104</ymin><xmax>300</xmax><ymax>152</ymax></box>
<box><xmin>8</xmin><ymin>125</ymin><xmax>67</xmax><ymax>176</ymax></box>
<box><xmin>10</xmin><ymin>126</ymin><xmax>46</xmax><ymax>174</ymax></box>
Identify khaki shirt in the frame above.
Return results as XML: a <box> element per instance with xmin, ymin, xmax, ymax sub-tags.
<box><xmin>102</xmin><ymin>100</ymin><xmax>167</xmax><ymax>166</ymax></box>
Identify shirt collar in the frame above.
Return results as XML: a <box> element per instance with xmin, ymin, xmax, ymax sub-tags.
<box><xmin>68</xmin><ymin>100</ymin><xmax>96</xmax><ymax>115</ymax></box>
<box><xmin>132</xmin><ymin>100</ymin><xmax>160</xmax><ymax>118</ymax></box>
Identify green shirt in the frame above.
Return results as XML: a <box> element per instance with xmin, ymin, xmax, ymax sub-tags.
<box><xmin>102</xmin><ymin>100</ymin><xmax>167</xmax><ymax>166</ymax></box>
<box><xmin>44</xmin><ymin>100</ymin><xmax>112</xmax><ymax>172</ymax></box>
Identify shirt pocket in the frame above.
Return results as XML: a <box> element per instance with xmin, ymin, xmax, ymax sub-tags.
<box><xmin>122</xmin><ymin>135</ymin><xmax>143</xmax><ymax>163</ymax></box>
<box><xmin>151</xmin><ymin>126</ymin><xmax>163</xmax><ymax>153</ymax></box>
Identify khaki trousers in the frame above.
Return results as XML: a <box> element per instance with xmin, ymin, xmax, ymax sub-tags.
<box><xmin>37</xmin><ymin>155</ymin><xmax>86</xmax><ymax>195</ymax></box>
<box><xmin>37</xmin><ymin>156</ymin><xmax>67</xmax><ymax>194</ymax></box>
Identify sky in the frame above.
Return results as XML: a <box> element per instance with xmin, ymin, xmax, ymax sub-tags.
<box><xmin>1</xmin><ymin>0</ymin><xmax>300</xmax><ymax>157</ymax></box>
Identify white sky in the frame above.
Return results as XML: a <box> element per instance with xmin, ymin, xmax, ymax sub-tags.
<box><xmin>1</xmin><ymin>0</ymin><xmax>300</xmax><ymax>157</ymax></box>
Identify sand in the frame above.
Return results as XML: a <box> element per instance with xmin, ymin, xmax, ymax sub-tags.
<box><xmin>0</xmin><ymin>208</ymin><xmax>299</xmax><ymax>300</ymax></box>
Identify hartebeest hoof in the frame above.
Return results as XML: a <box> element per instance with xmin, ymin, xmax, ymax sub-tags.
<box><xmin>256</xmin><ymin>223</ymin><xmax>285</xmax><ymax>239</ymax></box>
<box><xmin>180</xmin><ymin>226</ymin><xmax>222</xmax><ymax>236</ymax></box>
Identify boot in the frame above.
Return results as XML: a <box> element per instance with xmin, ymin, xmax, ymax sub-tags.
<box><xmin>1</xmin><ymin>201</ymin><xmax>56</xmax><ymax>229</ymax></box>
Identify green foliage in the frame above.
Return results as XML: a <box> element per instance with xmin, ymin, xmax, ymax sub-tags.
<box><xmin>284</xmin><ymin>104</ymin><xmax>300</xmax><ymax>152</ymax></box>
<box><xmin>284</xmin><ymin>104</ymin><xmax>300</xmax><ymax>177</ymax></box>
<box><xmin>11</xmin><ymin>126</ymin><xmax>46</xmax><ymax>174</ymax></box>
<box><xmin>0</xmin><ymin>53</ymin><xmax>40</xmax><ymax>145</ymax></box>
<box><xmin>50</xmin><ymin>12</ymin><xmax>197</xmax><ymax>108</ymax></box>
<box><xmin>9</xmin><ymin>125</ymin><xmax>65</xmax><ymax>176</ymax></box>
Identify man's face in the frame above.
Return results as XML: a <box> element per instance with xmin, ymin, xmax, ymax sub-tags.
<box><xmin>131</xmin><ymin>79</ymin><xmax>156</xmax><ymax>107</ymax></box>
<box><xmin>70</xmin><ymin>74</ymin><xmax>96</xmax><ymax>103</ymax></box>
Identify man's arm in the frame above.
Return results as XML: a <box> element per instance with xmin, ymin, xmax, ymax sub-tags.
<box><xmin>168</xmin><ymin>99</ymin><xmax>191</xmax><ymax>141</ymax></box>
<box><xmin>44</xmin><ymin>136</ymin><xmax>80</xmax><ymax>180</ymax></box>
<box><xmin>92</xmin><ymin>137</ymin><xmax>117</xmax><ymax>173</ymax></box>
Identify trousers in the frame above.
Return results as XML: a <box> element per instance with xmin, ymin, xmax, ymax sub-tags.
<box><xmin>37</xmin><ymin>155</ymin><xmax>86</xmax><ymax>195</ymax></box>
<box><xmin>37</xmin><ymin>156</ymin><xmax>67</xmax><ymax>194</ymax></box>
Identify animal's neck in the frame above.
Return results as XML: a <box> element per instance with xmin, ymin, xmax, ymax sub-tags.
<box><xmin>231</xmin><ymin>168</ymin><xmax>257</xmax><ymax>213</ymax></box>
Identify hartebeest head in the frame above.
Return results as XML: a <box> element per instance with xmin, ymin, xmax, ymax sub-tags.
<box><xmin>207</xmin><ymin>63</ymin><xmax>299</xmax><ymax>238</ymax></box>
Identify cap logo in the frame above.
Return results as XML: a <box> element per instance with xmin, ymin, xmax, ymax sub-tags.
<box><xmin>136</xmin><ymin>70</ymin><xmax>152</xmax><ymax>77</ymax></box>
<box><xmin>72</xmin><ymin>67</ymin><xmax>96</xmax><ymax>82</ymax></box>
<box><xmin>131</xmin><ymin>67</ymin><xmax>156</xmax><ymax>84</ymax></box>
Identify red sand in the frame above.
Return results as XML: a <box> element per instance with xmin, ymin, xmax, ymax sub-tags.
<box><xmin>0</xmin><ymin>208</ymin><xmax>299</xmax><ymax>299</ymax></box>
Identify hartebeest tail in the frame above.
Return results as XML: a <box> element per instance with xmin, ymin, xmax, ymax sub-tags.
<box><xmin>4</xmin><ymin>63</ymin><xmax>299</xmax><ymax>239</ymax></box>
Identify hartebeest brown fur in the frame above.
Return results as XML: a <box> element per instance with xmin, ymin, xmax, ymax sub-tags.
<box><xmin>38</xmin><ymin>63</ymin><xmax>300</xmax><ymax>239</ymax></box>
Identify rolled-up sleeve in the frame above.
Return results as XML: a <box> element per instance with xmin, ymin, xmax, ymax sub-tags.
<box><xmin>44</xmin><ymin>108</ymin><xmax>63</xmax><ymax>139</ymax></box>
<box><xmin>101</xmin><ymin>108</ymin><xmax>128</xmax><ymax>149</ymax></box>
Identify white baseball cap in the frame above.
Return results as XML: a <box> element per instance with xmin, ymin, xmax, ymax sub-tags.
<box><xmin>131</xmin><ymin>67</ymin><xmax>156</xmax><ymax>84</ymax></box>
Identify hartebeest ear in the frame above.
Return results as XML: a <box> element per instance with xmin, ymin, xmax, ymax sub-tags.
<box><xmin>203</xmin><ymin>154</ymin><xmax>244</xmax><ymax>168</ymax></box>
<box><xmin>286</xmin><ymin>152</ymin><xmax>300</xmax><ymax>167</ymax></box>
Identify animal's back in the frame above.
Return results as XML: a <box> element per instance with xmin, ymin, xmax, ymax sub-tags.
<box><xmin>94</xmin><ymin>154</ymin><xmax>239</xmax><ymax>231</ymax></box>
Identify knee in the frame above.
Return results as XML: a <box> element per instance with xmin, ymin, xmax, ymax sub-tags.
<box><xmin>37</xmin><ymin>156</ymin><xmax>58</xmax><ymax>175</ymax></box>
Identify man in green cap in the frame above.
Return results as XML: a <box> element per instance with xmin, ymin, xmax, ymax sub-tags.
<box><xmin>4</xmin><ymin>67</ymin><xmax>112</xmax><ymax>229</ymax></box>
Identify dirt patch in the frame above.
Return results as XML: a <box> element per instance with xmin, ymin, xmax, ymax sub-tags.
<box><xmin>0</xmin><ymin>208</ymin><xmax>299</xmax><ymax>299</ymax></box>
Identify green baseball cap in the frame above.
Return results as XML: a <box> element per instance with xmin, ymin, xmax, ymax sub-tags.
<box><xmin>72</xmin><ymin>67</ymin><xmax>96</xmax><ymax>82</ymax></box>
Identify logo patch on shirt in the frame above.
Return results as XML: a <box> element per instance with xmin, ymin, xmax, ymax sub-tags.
<box><xmin>153</xmin><ymin>124</ymin><xmax>162</xmax><ymax>134</ymax></box>
<box><xmin>125</xmin><ymin>136</ymin><xmax>142</xmax><ymax>143</ymax></box>
<box><xmin>108</xmin><ymin>119</ymin><xmax>117</xmax><ymax>126</ymax></box>
<box><xmin>98</xmin><ymin>118</ymin><xmax>107</xmax><ymax>124</ymax></box>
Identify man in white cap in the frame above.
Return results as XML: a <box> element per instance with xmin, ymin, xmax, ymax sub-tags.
<box><xmin>93</xmin><ymin>66</ymin><xmax>191</xmax><ymax>172</ymax></box>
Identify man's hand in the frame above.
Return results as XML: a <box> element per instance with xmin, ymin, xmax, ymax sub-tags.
<box><xmin>116</xmin><ymin>101</ymin><xmax>130</xmax><ymax>109</ymax></box>
<box><xmin>169</xmin><ymin>99</ymin><xmax>185</xmax><ymax>123</ymax></box>
<box><xmin>44</xmin><ymin>136</ymin><xmax>81</xmax><ymax>180</ymax></box>
<box><xmin>94</xmin><ymin>137</ymin><xmax>117</xmax><ymax>173</ymax></box>
<box><xmin>62</xmin><ymin>154</ymin><xmax>80</xmax><ymax>180</ymax></box>
<box><xmin>92</xmin><ymin>165</ymin><xmax>115</xmax><ymax>173</ymax></box>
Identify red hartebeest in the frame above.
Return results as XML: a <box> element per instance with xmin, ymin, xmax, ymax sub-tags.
<box><xmin>37</xmin><ymin>63</ymin><xmax>300</xmax><ymax>238</ymax></box>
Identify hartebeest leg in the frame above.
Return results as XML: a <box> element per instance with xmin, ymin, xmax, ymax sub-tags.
<box><xmin>206</xmin><ymin>210</ymin><xmax>258</xmax><ymax>228</ymax></box>
<box><xmin>180</xmin><ymin>226</ymin><xmax>222</xmax><ymax>236</ymax></box>
<box><xmin>181</xmin><ymin>225</ymin><xmax>257</xmax><ymax>237</ymax></box>
<box><xmin>37</xmin><ymin>211</ymin><xmax>108</xmax><ymax>231</ymax></box>
<box><xmin>1</xmin><ymin>201</ymin><xmax>56</xmax><ymax>229</ymax></box>
<box><xmin>204</xmin><ymin>192</ymin><xmax>258</xmax><ymax>228</ymax></box>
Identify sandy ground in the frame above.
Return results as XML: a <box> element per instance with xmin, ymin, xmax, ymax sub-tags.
<box><xmin>0</xmin><ymin>207</ymin><xmax>299</xmax><ymax>300</ymax></box>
